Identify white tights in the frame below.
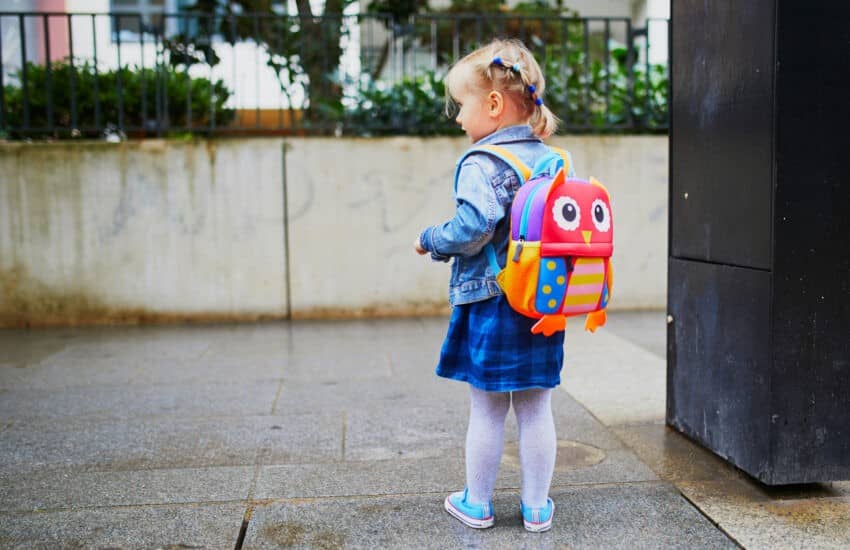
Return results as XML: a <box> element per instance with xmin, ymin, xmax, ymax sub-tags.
<box><xmin>464</xmin><ymin>386</ymin><xmax>556</xmax><ymax>508</ymax></box>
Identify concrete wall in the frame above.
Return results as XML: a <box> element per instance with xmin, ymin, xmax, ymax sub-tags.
<box><xmin>0</xmin><ymin>135</ymin><xmax>667</xmax><ymax>327</ymax></box>
<box><xmin>0</xmin><ymin>140</ymin><xmax>287</xmax><ymax>326</ymax></box>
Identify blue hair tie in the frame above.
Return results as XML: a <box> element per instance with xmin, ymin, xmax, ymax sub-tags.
<box><xmin>534</xmin><ymin>97</ymin><xmax>544</xmax><ymax>106</ymax></box>
<box><xmin>528</xmin><ymin>84</ymin><xmax>536</xmax><ymax>94</ymax></box>
<box><xmin>491</xmin><ymin>57</ymin><xmax>522</xmax><ymax>75</ymax></box>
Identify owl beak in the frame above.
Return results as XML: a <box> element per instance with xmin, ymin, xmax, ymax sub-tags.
<box><xmin>582</xmin><ymin>230</ymin><xmax>592</xmax><ymax>245</ymax></box>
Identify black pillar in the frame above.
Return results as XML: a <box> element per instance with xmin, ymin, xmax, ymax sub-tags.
<box><xmin>667</xmin><ymin>1</ymin><xmax>850</xmax><ymax>485</ymax></box>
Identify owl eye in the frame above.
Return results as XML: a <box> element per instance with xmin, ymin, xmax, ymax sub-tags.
<box><xmin>591</xmin><ymin>199</ymin><xmax>611</xmax><ymax>232</ymax></box>
<box><xmin>552</xmin><ymin>196</ymin><xmax>581</xmax><ymax>231</ymax></box>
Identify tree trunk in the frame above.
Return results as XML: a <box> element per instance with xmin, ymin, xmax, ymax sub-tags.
<box><xmin>295</xmin><ymin>0</ymin><xmax>346</xmax><ymax>126</ymax></box>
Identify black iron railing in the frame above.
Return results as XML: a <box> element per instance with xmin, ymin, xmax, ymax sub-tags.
<box><xmin>0</xmin><ymin>11</ymin><xmax>668</xmax><ymax>139</ymax></box>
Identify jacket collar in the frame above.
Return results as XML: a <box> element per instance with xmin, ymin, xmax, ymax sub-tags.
<box><xmin>474</xmin><ymin>125</ymin><xmax>540</xmax><ymax>146</ymax></box>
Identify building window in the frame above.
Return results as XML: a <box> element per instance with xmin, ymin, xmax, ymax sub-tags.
<box><xmin>110</xmin><ymin>0</ymin><xmax>169</xmax><ymax>38</ymax></box>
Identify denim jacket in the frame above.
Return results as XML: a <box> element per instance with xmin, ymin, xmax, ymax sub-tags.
<box><xmin>419</xmin><ymin>125</ymin><xmax>575</xmax><ymax>306</ymax></box>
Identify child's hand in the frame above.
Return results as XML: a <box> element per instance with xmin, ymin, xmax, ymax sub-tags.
<box><xmin>414</xmin><ymin>237</ymin><xmax>427</xmax><ymax>255</ymax></box>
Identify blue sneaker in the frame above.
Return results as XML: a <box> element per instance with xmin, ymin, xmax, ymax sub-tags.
<box><xmin>444</xmin><ymin>488</ymin><xmax>495</xmax><ymax>529</ymax></box>
<box><xmin>521</xmin><ymin>498</ymin><xmax>554</xmax><ymax>532</ymax></box>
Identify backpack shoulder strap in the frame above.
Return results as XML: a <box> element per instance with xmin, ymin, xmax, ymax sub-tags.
<box><xmin>453</xmin><ymin>144</ymin><xmax>532</xmax><ymax>192</ymax></box>
<box><xmin>548</xmin><ymin>146</ymin><xmax>575</xmax><ymax>177</ymax></box>
<box><xmin>453</xmin><ymin>145</ymin><xmax>532</xmax><ymax>274</ymax></box>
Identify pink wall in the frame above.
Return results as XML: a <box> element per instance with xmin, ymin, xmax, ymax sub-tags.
<box><xmin>34</xmin><ymin>0</ymin><xmax>70</xmax><ymax>62</ymax></box>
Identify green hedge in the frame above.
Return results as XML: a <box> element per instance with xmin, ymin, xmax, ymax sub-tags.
<box><xmin>341</xmin><ymin>45</ymin><xmax>668</xmax><ymax>136</ymax></box>
<box><xmin>1</xmin><ymin>48</ymin><xmax>666</xmax><ymax>138</ymax></box>
<box><xmin>2</xmin><ymin>61</ymin><xmax>234</xmax><ymax>139</ymax></box>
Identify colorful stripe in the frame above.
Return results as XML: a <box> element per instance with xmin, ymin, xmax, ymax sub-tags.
<box><xmin>566</xmin><ymin>283</ymin><xmax>603</xmax><ymax>295</ymax></box>
<box><xmin>561</xmin><ymin>258</ymin><xmax>604</xmax><ymax>315</ymax></box>
<box><xmin>568</xmin><ymin>273</ymin><xmax>604</xmax><ymax>285</ymax></box>
<box><xmin>571</xmin><ymin>261</ymin><xmax>605</xmax><ymax>275</ymax></box>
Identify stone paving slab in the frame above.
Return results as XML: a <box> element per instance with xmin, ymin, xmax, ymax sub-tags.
<box><xmin>0</xmin><ymin>466</ymin><xmax>255</xmax><ymax>512</ymax></box>
<box><xmin>0</xmin><ymin>502</ymin><xmax>245</xmax><ymax>549</ymax></box>
<box><xmin>254</xmin><ymin>448</ymin><xmax>657</xmax><ymax>501</ymax></box>
<box><xmin>677</xmin><ymin>479</ymin><xmax>850</xmax><ymax>550</ymax></box>
<box><xmin>6</xmin><ymin>312</ymin><xmax>826</xmax><ymax>548</ymax></box>
<box><xmin>602</xmin><ymin>310</ymin><xmax>667</xmax><ymax>359</ymax></box>
<box><xmin>612</xmin><ymin>422</ymin><xmax>745</xmax><ymax>483</ymax></box>
<box><xmin>0</xmin><ymin>379</ymin><xmax>282</xmax><ymax>422</ymax></box>
<box><xmin>0</xmin><ymin>355</ymin><xmax>286</xmax><ymax>390</ymax></box>
<box><xmin>344</xmin><ymin>405</ymin><xmax>466</xmax><ymax>461</ymax></box>
<box><xmin>0</xmin><ymin>413</ymin><xmax>342</xmax><ymax>475</ymax></box>
<box><xmin>0</xmin><ymin>331</ymin><xmax>74</xmax><ymax>369</ymax></box>
<box><xmin>210</xmin><ymin>319</ymin><xmax>416</xmax><ymax>382</ymax></box>
<box><xmin>616</xmin><ymin>422</ymin><xmax>850</xmax><ymax>549</ymax></box>
<box><xmin>560</xmin><ymin>326</ymin><xmax>667</xmax><ymax>426</ymax></box>
<box><xmin>44</xmin><ymin>329</ymin><xmax>212</xmax><ymax>362</ymax></box>
<box><xmin>243</xmin><ymin>483</ymin><xmax>736</xmax><ymax>549</ymax></box>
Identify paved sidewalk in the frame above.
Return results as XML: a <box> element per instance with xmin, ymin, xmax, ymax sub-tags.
<box><xmin>1</xmin><ymin>312</ymin><xmax>848</xmax><ymax>548</ymax></box>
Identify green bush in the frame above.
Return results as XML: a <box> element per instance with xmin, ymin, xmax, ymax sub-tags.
<box><xmin>2</xmin><ymin>60</ymin><xmax>234</xmax><ymax>139</ymax></box>
<box><xmin>542</xmin><ymin>42</ymin><xmax>669</xmax><ymax>132</ymax></box>
<box><xmin>337</xmin><ymin>49</ymin><xmax>667</xmax><ymax>136</ymax></box>
<box><xmin>342</xmin><ymin>72</ymin><xmax>460</xmax><ymax>136</ymax></box>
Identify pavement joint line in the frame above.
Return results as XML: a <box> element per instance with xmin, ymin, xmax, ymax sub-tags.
<box><xmin>341</xmin><ymin>412</ymin><xmax>347</xmax><ymax>460</ymax></box>
<box><xmin>0</xmin><ymin>464</ymin><xmax>259</xmax><ymax>476</ymax></box>
<box><xmin>232</xmin><ymin>448</ymin><xmax>265</xmax><ymax>550</ymax></box>
<box><xmin>240</xmin><ymin>481</ymin><xmax>680</xmax><ymax>507</ymax></box>
<box><xmin>2</xmin><ymin>447</ymin><xmax>667</xmax><ymax>477</ymax></box>
<box><xmin>0</xmin><ymin>499</ymin><xmax>254</xmax><ymax>516</ymax></box>
<box><xmin>270</xmin><ymin>379</ymin><xmax>285</xmax><ymax>415</ymax></box>
<box><xmin>609</xmin><ymin>420</ymin><xmax>668</xmax><ymax>428</ymax></box>
<box><xmin>385</xmin><ymin>351</ymin><xmax>395</xmax><ymax>376</ymax></box>
<box><xmin>246</xmin><ymin>447</ymin><xmax>271</xmax><ymax>502</ymax></box>
<box><xmin>196</xmin><ymin>341</ymin><xmax>215</xmax><ymax>360</ymax></box>
<box><xmin>234</xmin><ymin>506</ymin><xmax>252</xmax><ymax>550</ymax></box>
<box><xmin>676</xmin><ymin>488</ymin><xmax>745</xmax><ymax>549</ymax></box>
<box><xmin>0</xmin><ymin>479</ymin><xmax>676</xmax><ymax>516</ymax></box>
<box><xmin>2</xmin><ymin>410</ymin><xmax>335</xmax><ymax>430</ymax></box>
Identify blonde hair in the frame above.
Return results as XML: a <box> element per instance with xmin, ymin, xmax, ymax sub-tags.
<box><xmin>444</xmin><ymin>38</ymin><xmax>559</xmax><ymax>139</ymax></box>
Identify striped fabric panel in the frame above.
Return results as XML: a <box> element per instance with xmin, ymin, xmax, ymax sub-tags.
<box><xmin>565</xmin><ymin>283</ymin><xmax>603</xmax><ymax>295</ymax></box>
<box><xmin>561</xmin><ymin>258</ymin><xmax>604</xmax><ymax>314</ymax></box>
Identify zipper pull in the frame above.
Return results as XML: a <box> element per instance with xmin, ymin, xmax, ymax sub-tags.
<box><xmin>513</xmin><ymin>238</ymin><xmax>524</xmax><ymax>263</ymax></box>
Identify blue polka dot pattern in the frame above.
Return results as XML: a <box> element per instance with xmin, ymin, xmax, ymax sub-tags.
<box><xmin>535</xmin><ymin>257</ymin><xmax>567</xmax><ymax>313</ymax></box>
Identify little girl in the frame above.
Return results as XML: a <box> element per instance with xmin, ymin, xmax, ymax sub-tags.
<box><xmin>414</xmin><ymin>39</ymin><xmax>572</xmax><ymax>532</ymax></box>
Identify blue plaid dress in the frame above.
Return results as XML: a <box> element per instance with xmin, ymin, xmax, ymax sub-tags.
<box><xmin>436</xmin><ymin>294</ymin><xmax>565</xmax><ymax>392</ymax></box>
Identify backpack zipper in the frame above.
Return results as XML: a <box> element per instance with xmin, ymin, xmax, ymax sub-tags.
<box><xmin>513</xmin><ymin>178</ymin><xmax>550</xmax><ymax>262</ymax></box>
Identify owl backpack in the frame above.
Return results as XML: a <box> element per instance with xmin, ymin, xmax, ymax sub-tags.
<box><xmin>457</xmin><ymin>145</ymin><xmax>614</xmax><ymax>336</ymax></box>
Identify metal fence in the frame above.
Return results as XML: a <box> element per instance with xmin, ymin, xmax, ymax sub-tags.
<box><xmin>0</xmin><ymin>11</ymin><xmax>668</xmax><ymax>139</ymax></box>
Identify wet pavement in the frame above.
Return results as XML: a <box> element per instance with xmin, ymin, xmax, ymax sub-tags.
<box><xmin>1</xmin><ymin>312</ymin><xmax>848</xmax><ymax>549</ymax></box>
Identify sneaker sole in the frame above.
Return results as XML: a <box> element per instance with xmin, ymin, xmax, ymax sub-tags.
<box><xmin>444</xmin><ymin>496</ymin><xmax>495</xmax><ymax>529</ymax></box>
<box><xmin>523</xmin><ymin>500</ymin><xmax>554</xmax><ymax>532</ymax></box>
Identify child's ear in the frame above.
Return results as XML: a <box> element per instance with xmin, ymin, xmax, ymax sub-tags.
<box><xmin>488</xmin><ymin>91</ymin><xmax>504</xmax><ymax>117</ymax></box>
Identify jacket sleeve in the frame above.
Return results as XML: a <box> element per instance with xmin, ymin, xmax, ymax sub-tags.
<box><xmin>419</xmin><ymin>160</ymin><xmax>505</xmax><ymax>260</ymax></box>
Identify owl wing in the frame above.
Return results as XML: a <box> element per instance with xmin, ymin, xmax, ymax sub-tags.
<box><xmin>534</xmin><ymin>257</ymin><xmax>568</xmax><ymax>314</ymax></box>
<box><xmin>601</xmin><ymin>258</ymin><xmax>613</xmax><ymax>307</ymax></box>
<box><xmin>584</xmin><ymin>259</ymin><xmax>613</xmax><ymax>333</ymax></box>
